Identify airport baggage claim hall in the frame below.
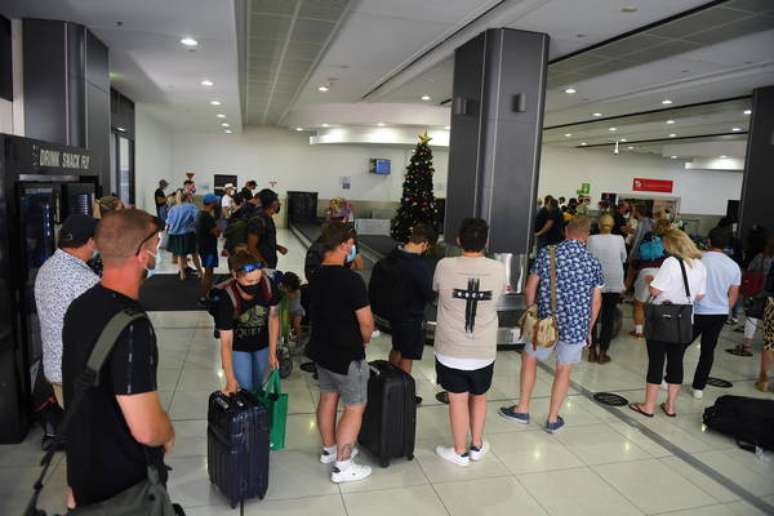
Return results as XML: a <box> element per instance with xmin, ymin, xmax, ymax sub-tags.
<box><xmin>1</xmin><ymin>1</ymin><xmax>773</xmax><ymax>515</ymax></box>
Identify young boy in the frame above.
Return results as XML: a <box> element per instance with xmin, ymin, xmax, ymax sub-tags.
<box><xmin>433</xmin><ymin>218</ymin><xmax>506</xmax><ymax>466</ymax></box>
<box><xmin>198</xmin><ymin>193</ymin><xmax>222</xmax><ymax>303</ymax></box>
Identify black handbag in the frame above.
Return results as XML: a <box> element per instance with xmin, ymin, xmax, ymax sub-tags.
<box><xmin>644</xmin><ymin>258</ymin><xmax>694</xmax><ymax>344</ymax></box>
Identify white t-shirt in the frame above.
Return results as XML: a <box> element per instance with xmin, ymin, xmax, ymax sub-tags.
<box><xmin>695</xmin><ymin>251</ymin><xmax>741</xmax><ymax>315</ymax></box>
<box><xmin>650</xmin><ymin>256</ymin><xmax>707</xmax><ymax>305</ymax></box>
<box><xmin>221</xmin><ymin>195</ymin><xmax>234</xmax><ymax>210</ymax></box>
<box><xmin>586</xmin><ymin>233</ymin><xmax>627</xmax><ymax>293</ymax></box>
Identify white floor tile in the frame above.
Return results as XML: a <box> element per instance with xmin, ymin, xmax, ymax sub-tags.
<box><xmin>552</xmin><ymin>423</ymin><xmax>653</xmax><ymax>465</ymax></box>
<box><xmin>342</xmin><ymin>485</ymin><xmax>448</xmax><ymax>516</ymax></box>
<box><xmin>434</xmin><ymin>476</ymin><xmax>548</xmax><ymax>516</ymax></box>
<box><xmin>489</xmin><ymin>430</ymin><xmax>584</xmax><ymax>475</ymax></box>
<box><xmin>184</xmin><ymin>494</ymin><xmax>348</xmax><ymax>516</ymax></box>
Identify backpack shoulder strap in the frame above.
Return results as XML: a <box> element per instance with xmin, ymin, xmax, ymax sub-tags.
<box><xmin>85</xmin><ymin>309</ymin><xmax>148</xmax><ymax>385</ymax></box>
<box><xmin>225</xmin><ymin>281</ymin><xmax>243</xmax><ymax>316</ymax></box>
<box><xmin>677</xmin><ymin>257</ymin><xmax>692</xmax><ymax>301</ymax></box>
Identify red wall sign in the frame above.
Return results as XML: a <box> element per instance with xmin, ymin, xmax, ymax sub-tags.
<box><xmin>633</xmin><ymin>178</ymin><xmax>673</xmax><ymax>193</ymax></box>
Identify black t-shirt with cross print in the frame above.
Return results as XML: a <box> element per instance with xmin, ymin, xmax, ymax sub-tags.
<box><xmin>215</xmin><ymin>277</ymin><xmax>281</xmax><ymax>352</ymax></box>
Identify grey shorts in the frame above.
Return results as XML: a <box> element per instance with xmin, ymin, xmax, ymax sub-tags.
<box><xmin>317</xmin><ymin>360</ymin><xmax>369</xmax><ymax>406</ymax></box>
<box><xmin>524</xmin><ymin>340</ymin><xmax>584</xmax><ymax>365</ymax></box>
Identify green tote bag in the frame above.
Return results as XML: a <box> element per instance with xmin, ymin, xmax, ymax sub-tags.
<box><xmin>256</xmin><ymin>369</ymin><xmax>288</xmax><ymax>451</ymax></box>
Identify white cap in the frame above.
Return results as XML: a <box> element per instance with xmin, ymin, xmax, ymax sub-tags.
<box><xmin>224</xmin><ymin>183</ymin><xmax>235</xmax><ymax>189</ymax></box>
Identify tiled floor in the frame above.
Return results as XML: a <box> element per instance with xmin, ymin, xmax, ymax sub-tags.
<box><xmin>3</xmin><ymin>229</ymin><xmax>774</xmax><ymax>515</ymax></box>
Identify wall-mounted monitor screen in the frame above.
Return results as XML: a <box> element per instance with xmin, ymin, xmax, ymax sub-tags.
<box><xmin>369</xmin><ymin>158</ymin><xmax>391</xmax><ymax>175</ymax></box>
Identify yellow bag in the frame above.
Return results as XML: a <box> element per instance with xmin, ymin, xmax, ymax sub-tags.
<box><xmin>519</xmin><ymin>246</ymin><xmax>559</xmax><ymax>349</ymax></box>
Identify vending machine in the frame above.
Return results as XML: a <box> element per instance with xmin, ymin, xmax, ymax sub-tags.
<box><xmin>0</xmin><ymin>134</ymin><xmax>98</xmax><ymax>443</ymax></box>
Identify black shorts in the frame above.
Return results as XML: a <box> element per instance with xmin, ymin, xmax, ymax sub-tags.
<box><xmin>391</xmin><ymin>319</ymin><xmax>425</xmax><ymax>360</ymax></box>
<box><xmin>435</xmin><ymin>359</ymin><xmax>494</xmax><ymax>395</ymax></box>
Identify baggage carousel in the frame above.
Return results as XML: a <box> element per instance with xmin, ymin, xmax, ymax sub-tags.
<box><xmin>289</xmin><ymin>221</ymin><xmax>527</xmax><ymax>350</ymax></box>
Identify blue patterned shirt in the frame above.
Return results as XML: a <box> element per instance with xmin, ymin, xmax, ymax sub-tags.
<box><xmin>532</xmin><ymin>240</ymin><xmax>604</xmax><ymax>345</ymax></box>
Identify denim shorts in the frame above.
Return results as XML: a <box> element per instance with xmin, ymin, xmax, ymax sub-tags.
<box><xmin>317</xmin><ymin>360</ymin><xmax>369</xmax><ymax>406</ymax></box>
<box><xmin>524</xmin><ymin>340</ymin><xmax>584</xmax><ymax>365</ymax></box>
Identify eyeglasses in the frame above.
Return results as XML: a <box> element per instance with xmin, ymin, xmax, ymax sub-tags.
<box><xmin>238</xmin><ymin>262</ymin><xmax>264</xmax><ymax>273</ymax></box>
<box><xmin>135</xmin><ymin>230</ymin><xmax>160</xmax><ymax>256</ymax></box>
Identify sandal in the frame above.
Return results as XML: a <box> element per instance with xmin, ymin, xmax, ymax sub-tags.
<box><xmin>660</xmin><ymin>403</ymin><xmax>676</xmax><ymax>418</ymax></box>
<box><xmin>628</xmin><ymin>403</ymin><xmax>654</xmax><ymax>418</ymax></box>
<box><xmin>628</xmin><ymin>331</ymin><xmax>644</xmax><ymax>339</ymax></box>
<box><xmin>754</xmin><ymin>380</ymin><xmax>769</xmax><ymax>393</ymax></box>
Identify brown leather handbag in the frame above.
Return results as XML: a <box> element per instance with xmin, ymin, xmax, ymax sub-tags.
<box><xmin>520</xmin><ymin>246</ymin><xmax>559</xmax><ymax>348</ymax></box>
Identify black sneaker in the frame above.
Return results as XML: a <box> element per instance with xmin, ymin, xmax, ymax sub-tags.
<box><xmin>415</xmin><ymin>396</ymin><xmax>423</xmax><ymax>406</ymax></box>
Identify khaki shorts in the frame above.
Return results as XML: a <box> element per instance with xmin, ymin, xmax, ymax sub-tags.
<box><xmin>52</xmin><ymin>383</ymin><xmax>65</xmax><ymax>409</ymax></box>
<box><xmin>317</xmin><ymin>360</ymin><xmax>369</xmax><ymax>406</ymax></box>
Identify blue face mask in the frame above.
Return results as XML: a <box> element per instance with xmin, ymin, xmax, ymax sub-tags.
<box><xmin>144</xmin><ymin>243</ymin><xmax>161</xmax><ymax>279</ymax></box>
<box><xmin>346</xmin><ymin>244</ymin><xmax>357</xmax><ymax>263</ymax></box>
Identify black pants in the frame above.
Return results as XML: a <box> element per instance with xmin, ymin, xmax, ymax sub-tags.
<box><xmin>646</xmin><ymin>338</ymin><xmax>689</xmax><ymax>385</ymax></box>
<box><xmin>593</xmin><ymin>293</ymin><xmax>620</xmax><ymax>351</ymax></box>
<box><xmin>691</xmin><ymin>314</ymin><xmax>727</xmax><ymax>390</ymax></box>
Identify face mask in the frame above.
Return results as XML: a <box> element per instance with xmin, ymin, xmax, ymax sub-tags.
<box><xmin>274</xmin><ymin>202</ymin><xmax>281</xmax><ymax>215</ymax></box>
<box><xmin>346</xmin><ymin>244</ymin><xmax>357</xmax><ymax>263</ymax></box>
<box><xmin>239</xmin><ymin>281</ymin><xmax>263</xmax><ymax>297</ymax></box>
<box><xmin>144</xmin><ymin>250</ymin><xmax>159</xmax><ymax>279</ymax></box>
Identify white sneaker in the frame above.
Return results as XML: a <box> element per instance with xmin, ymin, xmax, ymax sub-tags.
<box><xmin>331</xmin><ymin>461</ymin><xmax>372</xmax><ymax>483</ymax></box>
<box><xmin>469</xmin><ymin>440</ymin><xmax>490</xmax><ymax>461</ymax></box>
<box><xmin>436</xmin><ymin>446</ymin><xmax>470</xmax><ymax>467</ymax></box>
<box><xmin>320</xmin><ymin>447</ymin><xmax>358</xmax><ymax>464</ymax></box>
<box><xmin>692</xmin><ymin>389</ymin><xmax>703</xmax><ymax>400</ymax></box>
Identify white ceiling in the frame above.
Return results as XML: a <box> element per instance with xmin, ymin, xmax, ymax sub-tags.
<box><xmin>1</xmin><ymin>0</ymin><xmax>243</xmax><ymax>134</ymax></box>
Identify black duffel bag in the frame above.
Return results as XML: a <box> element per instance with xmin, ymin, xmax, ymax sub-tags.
<box><xmin>645</xmin><ymin>257</ymin><xmax>694</xmax><ymax>344</ymax></box>
<box><xmin>703</xmin><ymin>395</ymin><xmax>774</xmax><ymax>452</ymax></box>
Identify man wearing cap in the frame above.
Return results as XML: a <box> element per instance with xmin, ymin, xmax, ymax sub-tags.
<box><xmin>247</xmin><ymin>188</ymin><xmax>287</xmax><ymax>269</ymax></box>
<box><xmin>34</xmin><ymin>214</ymin><xmax>100</xmax><ymax>510</ymax></box>
<box><xmin>154</xmin><ymin>179</ymin><xmax>170</xmax><ymax>221</ymax></box>
<box><xmin>35</xmin><ymin>214</ymin><xmax>101</xmax><ymax>409</ymax></box>
<box><xmin>198</xmin><ymin>193</ymin><xmax>222</xmax><ymax>302</ymax></box>
<box><xmin>221</xmin><ymin>183</ymin><xmax>236</xmax><ymax>219</ymax></box>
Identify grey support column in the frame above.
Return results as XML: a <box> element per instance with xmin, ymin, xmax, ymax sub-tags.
<box><xmin>739</xmin><ymin>85</ymin><xmax>774</xmax><ymax>239</ymax></box>
<box><xmin>444</xmin><ymin>28</ymin><xmax>549</xmax><ymax>257</ymax></box>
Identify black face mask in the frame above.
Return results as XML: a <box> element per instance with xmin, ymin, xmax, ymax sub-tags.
<box><xmin>274</xmin><ymin>202</ymin><xmax>281</xmax><ymax>215</ymax></box>
<box><xmin>238</xmin><ymin>281</ymin><xmax>262</xmax><ymax>297</ymax></box>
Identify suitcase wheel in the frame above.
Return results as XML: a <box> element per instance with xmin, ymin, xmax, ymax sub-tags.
<box><xmin>379</xmin><ymin>457</ymin><xmax>390</xmax><ymax>468</ymax></box>
<box><xmin>406</xmin><ymin>453</ymin><xmax>414</xmax><ymax>461</ymax></box>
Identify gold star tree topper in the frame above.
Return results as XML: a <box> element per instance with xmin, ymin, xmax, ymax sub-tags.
<box><xmin>418</xmin><ymin>130</ymin><xmax>432</xmax><ymax>145</ymax></box>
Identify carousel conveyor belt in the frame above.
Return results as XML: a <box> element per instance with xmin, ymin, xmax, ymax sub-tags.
<box><xmin>289</xmin><ymin>221</ymin><xmax>526</xmax><ymax>351</ymax></box>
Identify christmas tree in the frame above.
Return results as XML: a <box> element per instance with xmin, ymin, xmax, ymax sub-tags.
<box><xmin>391</xmin><ymin>131</ymin><xmax>441</xmax><ymax>243</ymax></box>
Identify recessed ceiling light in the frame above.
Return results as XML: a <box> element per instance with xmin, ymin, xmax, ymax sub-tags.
<box><xmin>210</xmin><ymin>100</ymin><xmax>221</xmax><ymax>106</ymax></box>
<box><xmin>620</xmin><ymin>138</ymin><xmax>627</xmax><ymax>142</ymax></box>
<box><xmin>609</xmin><ymin>127</ymin><xmax>617</xmax><ymax>132</ymax></box>
<box><xmin>216</xmin><ymin>113</ymin><xmax>226</xmax><ymax>118</ymax></box>
<box><xmin>720</xmin><ymin>155</ymin><xmax>728</xmax><ymax>158</ymax></box>
<box><xmin>180</xmin><ymin>37</ymin><xmax>198</xmax><ymax>47</ymax></box>
<box><xmin>377</xmin><ymin>122</ymin><xmax>386</xmax><ymax>127</ymax></box>
<box><xmin>661</xmin><ymin>99</ymin><xmax>673</xmax><ymax>105</ymax></box>
<box><xmin>669</xmin><ymin>133</ymin><xmax>677</xmax><ymax>138</ymax></box>
<box><xmin>318</xmin><ymin>85</ymin><xmax>329</xmax><ymax>92</ymax></box>
<box><xmin>627</xmin><ymin>146</ymin><xmax>634</xmax><ymax>150</ymax></box>
<box><xmin>201</xmin><ymin>79</ymin><xmax>214</xmax><ymax>87</ymax></box>
<box><xmin>564</xmin><ymin>87</ymin><xmax>577</xmax><ymax>95</ymax></box>
<box><xmin>732</xmin><ymin>127</ymin><xmax>742</xmax><ymax>132</ymax></box>
<box><xmin>670</xmin><ymin>155</ymin><xmax>678</xmax><ymax>159</ymax></box>
<box><xmin>224</xmin><ymin>129</ymin><xmax>232</xmax><ymax>134</ymax></box>
<box><xmin>221</xmin><ymin>123</ymin><xmax>230</xmax><ymax>128</ymax></box>
<box><xmin>321</xmin><ymin>123</ymin><xmax>330</xmax><ymax>128</ymax></box>
<box><xmin>621</xmin><ymin>6</ymin><xmax>638</xmax><ymax>13</ymax></box>
<box><xmin>421</xmin><ymin>95</ymin><xmax>431</xmax><ymax>101</ymax></box>
<box><xmin>580</xmin><ymin>142</ymin><xmax>587</xmax><ymax>146</ymax></box>
<box><xmin>564</xmin><ymin>133</ymin><xmax>572</xmax><ymax>137</ymax></box>
<box><xmin>666</xmin><ymin>119</ymin><xmax>675</xmax><ymax>124</ymax></box>
<box><xmin>744</xmin><ymin>109</ymin><xmax>752</xmax><ymax>115</ymax></box>
<box><xmin>295</xmin><ymin>127</ymin><xmax>304</xmax><ymax>132</ymax></box>
<box><xmin>592</xmin><ymin>112</ymin><xmax>602</xmax><ymax>117</ymax></box>
<box><xmin>444</xmin><ymin>126</ymin><xmax>450</xmax><ymax>130</ymax></box>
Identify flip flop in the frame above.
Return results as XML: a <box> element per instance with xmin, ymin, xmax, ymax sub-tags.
<box><xmin>725</xmin><ymin>348</ymin><xmax>753</xmax><ymax>357</ymax></box>
<box><xmin>660</xmin><ymin>403</ymin><xmax>676</xmax><ymax>418</ymax></box>
<box><xmin>628</xmin><ymin>403</ymin><xmax>654</xmax><ymax>418</ymax></box>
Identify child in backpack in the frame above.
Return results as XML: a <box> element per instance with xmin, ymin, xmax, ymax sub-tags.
<box><xmin>216</xmin><ymin>251</ymin><xmax>281</xmax><ymax>394</ymax></box>
<box><xmin>198</xmin><ymin>194</ymin><xmax>222</xmax><ymax>304</ymax></box>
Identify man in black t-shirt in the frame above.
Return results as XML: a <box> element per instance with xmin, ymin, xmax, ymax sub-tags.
<box><xmin>612</xmin><ymin>201</ymin><xmax>630</xmax><ymax>236</ymax></box>
<box><xmin>310</xmin><ymin>222</ymin><xmax>374</xmax><ymax>484</ymax></box>
<box><xmin>198</xmin><ymin>193</ymin><xmax>222</xmax><ymax>302</ymax></box>
<box><xmin>62</xmin><ymin>209</ymin><xmax>174</xmax><ymax>508</ymax></box>
<box><xmin>247</xmin><ymin>188</ymin><xmax>287</xmax><ymax>269</ymax></box>
<box><xmin>154</xmin><ymin>179</ymin><xmax>169</xmax><ymax>221</ymax></box>
<box><xmin>241</xmin><ymin>180</ymin><xmax>257</xmax><ymax>200</ymax></box>
<box><xmin>216</xmin><ymin>251</ymin><xmax>281</xmax><ymax>393</ymax></box>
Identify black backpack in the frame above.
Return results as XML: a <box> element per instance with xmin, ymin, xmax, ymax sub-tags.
<box><xmin>703</xmin><ymin>395</ymin><xmax>774</xmax><ymax>451</ymax></box>
<box><xmin>369</xmin><ymin>249</ymin><xmax>412</xmax><ymax>321</ymax></box>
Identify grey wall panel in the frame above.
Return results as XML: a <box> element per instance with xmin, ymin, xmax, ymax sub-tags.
<box><xmin>85</xmin><ymin>31</ymin><xmax>109</xmax><ymax>92</ymax></box>
<box><xmin>0</xmin><ymin>16</ymin><xmax>11</xmax><ymax>101</ymax></box>
<box><xmin>87</xmin><ymin>82</ymin><xmax>110</xmax><ymax>189</ymax></box>
<box><xmin>739</xmin><ymin>85</ymin><xmax>774</xmax><ymax>239</ymax></box>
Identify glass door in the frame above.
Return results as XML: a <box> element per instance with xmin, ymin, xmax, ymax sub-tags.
<box><xmin>112</xmin><ymin>131</ymin><xmax>135</xmax><ymax>206</ymax></box>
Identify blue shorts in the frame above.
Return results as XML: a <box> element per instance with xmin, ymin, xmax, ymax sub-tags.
<box><xmin>524</xmin><ymin>340</ymin><xmax>584</xmax><ymax>365</ymax></box>
<box><xmin>200</xmin><ymin>254</ymin><xmax>219</xmax><ymax>269</ymax></box>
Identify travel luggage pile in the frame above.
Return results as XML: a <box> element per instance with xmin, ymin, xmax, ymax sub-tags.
<box><xmin>703</xmin><ymin>395</ymin><xmax>774</xmax><ymax>452</ymax></box>
<box><xmin>358</xmin><ymin>360</ymin><xmax>416</xmax><ymax>467</ymax></box>
<box><xmin>207</xmin><ymin>390</ymin><xmax>270</xmax><ymax>508</ymax></box>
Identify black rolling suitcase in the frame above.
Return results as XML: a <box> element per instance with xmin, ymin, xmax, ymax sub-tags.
<box><xmin>358</xmin><ymin>360</ymin><xmax>416</xmax><ymax>467</ymax></box>
<box><xmin>207</xmin><ymin>390</ymin><xmax>270</xmax><ymax>508</ymax></box>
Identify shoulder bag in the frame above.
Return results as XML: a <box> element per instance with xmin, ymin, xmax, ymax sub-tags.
<box><xmin>24</xmin><ymin>309</ymin><xmax>182</xmax><ymax>516</ymax></box>
<box><xmin>519</xmin><ymin>246</ymin><xmax>559</xmax><ymax>348</ymax></box>
<box><xmin>644</xmin><ymin>258</ymin><xmax>694</xmax><ymax>344</ymax></box>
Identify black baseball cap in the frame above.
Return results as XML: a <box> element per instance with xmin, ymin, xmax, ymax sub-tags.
<box><xmin>58</xmin><ymin>214</ymin><xmax>98</xmax><ymax>248</ymax></box>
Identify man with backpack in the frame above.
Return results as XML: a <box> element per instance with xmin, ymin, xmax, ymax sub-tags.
<box><xmin>62</xmin><ymin>209</ymin><xmax>175</xmax><ymax>509</ymax></box>
<box><xmin>369</xmin><ymin>224</ymin><xmax>435</xmax><ymax>404</ymax></box>
<box><xmin>246</xmin><ymin>189</ymin><xmax>287</xmax><ymax>269</ymax></box>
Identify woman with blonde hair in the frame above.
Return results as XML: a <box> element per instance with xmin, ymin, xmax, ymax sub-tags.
<box><xmin>630</xmin><ymin>229</ymin><xmax>707</xmax><ymax>418</ymax></box>
<box><xmin>586</xmin><ymin>214</ymin><xmax>627</xmax><ymax>363</ymax></box>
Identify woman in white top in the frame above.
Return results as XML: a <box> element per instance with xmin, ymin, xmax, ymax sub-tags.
<box><xmin>221</xmin><ymin>184</ymin><xmax>236</xmax><ymax>219</ymax></box>
<box><xmin>630</xmin><ymin>229</ymin><xmax>706</xmax><ymax>418</ymax></box>
<box><xmin>586</xmin><ymin>214</ymin><xmax>627</xmax><ymax>364</ymax></box>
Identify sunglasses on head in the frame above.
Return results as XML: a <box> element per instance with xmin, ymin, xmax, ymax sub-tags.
<box><xmin>238</xmin><ymin>262</ymin><xmax>264</xmax><ymax>273</ymax></box>
<box><xmin>135</xmin><ymin>229</ymin><xmax>160</xmax><ymax>256</ymax></box>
